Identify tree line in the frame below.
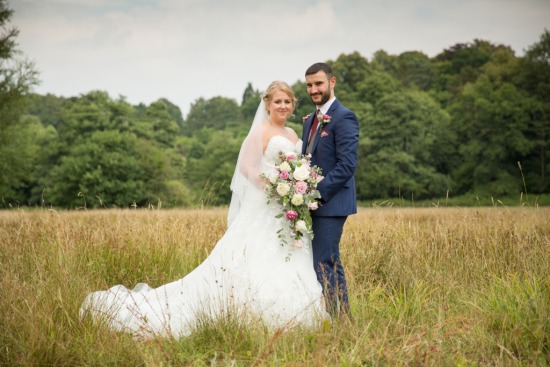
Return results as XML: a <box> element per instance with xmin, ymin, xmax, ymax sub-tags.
<box><xmin>1</xmin><ymin>1</ymin><xmax>549</xmax><ymax>208</ymax></box>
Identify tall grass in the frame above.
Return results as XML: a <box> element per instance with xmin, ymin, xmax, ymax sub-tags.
<box><xmin>0</xmin><ymin>207</ymin><xmax>548</xmax><ymax>366</ymax></box>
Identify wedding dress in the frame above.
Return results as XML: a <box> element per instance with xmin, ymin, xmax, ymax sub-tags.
<box><xmin>80</xmin><ymin>136</ymin><xmax>326</xmax><ymax>339</ymax></box>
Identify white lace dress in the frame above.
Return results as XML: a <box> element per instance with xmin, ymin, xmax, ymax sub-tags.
<box><xmin>80</xmin><ymin>136</ymin><xmax>326</xmax><ymax>338</ymax></box>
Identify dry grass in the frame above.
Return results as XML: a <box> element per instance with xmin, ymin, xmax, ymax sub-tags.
<box><xmin>0</xmin><ymin>207</ymin><xmax>548</xmax><ymax>366</ymax></box>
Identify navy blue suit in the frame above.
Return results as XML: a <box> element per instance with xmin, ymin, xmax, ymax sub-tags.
<box><xmin>301</xmin><ymin>98</ymin><xmax>359</xmax><ymax>316</ymax></box>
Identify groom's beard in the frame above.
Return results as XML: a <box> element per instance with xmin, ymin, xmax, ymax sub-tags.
<box><xmin>309</xmin><ymin>88</ymin><xmax>331</xmax><ymax>106</ymax></box>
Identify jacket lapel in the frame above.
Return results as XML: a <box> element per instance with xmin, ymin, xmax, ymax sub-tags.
<box><xmin>302</xmin><ymin>112</ymin><xmax>316</xmax><ymax>154</ymax></box>
<box><xmin>310</xmin><ymin>119</ymin><xmax>322</xmax><ymax>153</ymax></box>
<box><xmin>309</xmin><ymin>99</ymin><xmax>340</xmax><ymax>154</ymax></box>
<box><xmin>327</xmin><ymin>99</ymin><xmax>340</xmax><ymax>116</ymax></box>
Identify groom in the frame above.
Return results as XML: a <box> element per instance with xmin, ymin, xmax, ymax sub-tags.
<box><xmin>302</xmin><ymin>62</ymin><xmax>359</xmax><ymax>318</ymax></box>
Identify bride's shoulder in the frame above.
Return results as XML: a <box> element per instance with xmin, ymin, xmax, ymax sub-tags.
<box><xmin>284</xmin><ymin>126</ymin><xmax>299</xmax><ymax>138</ymax></box>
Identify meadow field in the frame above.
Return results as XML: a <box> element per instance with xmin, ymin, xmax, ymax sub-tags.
<box><xmin>0</xmin><ymin>207</ymin><xmax>548</xmax><ymax>366</ymax></box>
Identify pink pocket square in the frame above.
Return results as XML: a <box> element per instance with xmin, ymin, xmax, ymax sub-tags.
<box><xmin>321</xmin><ymin>129</ymin><xmax>330</xmax><ymax>137</ymax></box>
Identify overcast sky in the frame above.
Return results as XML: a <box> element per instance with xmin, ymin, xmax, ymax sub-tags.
<box><xmin>10</xmin><ymin>0</ymin><xmax>550</xmax><ymax>116</ymax></box>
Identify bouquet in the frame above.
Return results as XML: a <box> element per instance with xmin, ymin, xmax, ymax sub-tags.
<box><xmin>260</xmin><ymin>151</ymin><xmax>323</xmax><ymax>252</ymax></box>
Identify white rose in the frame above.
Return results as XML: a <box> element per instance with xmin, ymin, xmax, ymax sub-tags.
<box><xmin>276</xmin><ymin>182</ymin><xmax>290</xmax><ymax>196</ymax></box>
<box><xmin>308</xmin><ymin>202</ymin><xmax>319</xmax><ymax>210</ymax></box>
<box><xmin>295</xmin><ymin>220</ymin><xmax>307</xmax><ymax>233</ymax></box>
<box><xmin>293</xmin><ymin>165</ymin><xmax>310</xmax><ymax>181</ymax></box>
<box><xmin>268</xmin><ymin>172</ymin><xmax>278</xmax><ymax>184</ymax></box>
<box><xmin>291</xmin><ymin>194</ymin><xmax>304</xmax><ymax>206</ymax></box>
<box><xmin>279</xmin><ymin>161</ymin><xmax>291</xmax><ymax>172</ymax></box>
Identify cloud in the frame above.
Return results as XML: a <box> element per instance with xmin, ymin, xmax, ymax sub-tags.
<box><xmin>10</xmin><ymin>0</ymin><xmax>550</xmax><ymax>116</ymax></box>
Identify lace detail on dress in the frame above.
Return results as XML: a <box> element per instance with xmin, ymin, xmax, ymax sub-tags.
<box><xmin>261</xmin><ymin>135</ymin><xmax>302</xmax><ymax>174</ymax></box>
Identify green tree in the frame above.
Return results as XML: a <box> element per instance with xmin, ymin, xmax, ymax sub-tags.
<box><xmin>31</xmin><ymin>91</ymin><xmax>191</xmax><ymax>208</ymax></box>
<box><xmin>55</xmin><ymin>91</ymin><xmax>119</xmax><ymax>146</ymax></box>
<box><xmin>358</xmin><ymin>90</ymin><xmax>452</xmax><ymax>199</ymax></box>
<box><xmin>185</xmin><ymin>128</ymin><xmax>241</xmax><ymax>205</ymax></box>
<box><xmin>371</xmin><ymin>49</ymin><xmax>397</xmax><ymax>74</ymax></box>
<box><xmin>12</xmin><ymin>39</ymin><xmax>550</xmax><ymax>206</ymax></box>
<box><xmin>432</xmin><ymin>39</ymin><xmax>512</xmax><ymax>104</ymax></box>
<box><xmin>0</xmin><ymin>0</ymin><xmax>39</xmax><ymax>204</ymax></box>
<box><xmin>139</xmin><ymin>99</ymin><xmax>181</xmax><ymax>146</ymax></box>
<box><xmin>44</xmin><ymin>130</ymin><xmax>147</xmax><ymax>208</ymax></box>
<box><xmin>435</xmin><ymin>39</ymin><xmax>499</xmax><ymax>75</ymax></box>
<box><xmin>517</xmin><ymin>30</ymin><xmax>550</xmax><ymax>193</ymax></box>
<box><xmin>26</xmin><ymin>93</ymin><xmax>66</xmax><ymax>127</ymax></box>
<box><xmin>159</xmin><ymin>97</ymin><xmax>184</xmax><ymax>129</ymax></box>
<box><xmin>330</xmin><ymin>51</ymin><xmax>371</xmax><ymax>102</ymax></box>
<box><xmin>240</xmin><ymin>82</ymin><xmax>262</xmax><ymax>123</ymax></box>
<box><xmin>185</xmin><ymin>96</ymin><xmax>242</xmax><ymax>135</ymax></box>
<box><xmin>450</xmin><ymin>79</ymin><xmax>535</xmax><ymax>195</ymax></box>
<box><xmin>394</xmin><ymin>51</ymin><xmax>433</xmax><ymax>90</ymax></box>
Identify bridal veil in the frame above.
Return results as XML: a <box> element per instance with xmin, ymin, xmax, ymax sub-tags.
<box><xmin>227</xmin><ymin>99</ymin><xmax>268</xmax><ymax>226</ymax></box>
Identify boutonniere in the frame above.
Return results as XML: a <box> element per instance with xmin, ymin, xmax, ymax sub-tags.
<box><xmin>302</xmin><ymin>113</ymin><xmax>312</xmax><ymax>124</ymax></box>
<box><xmin>317</xmin><ymin>112</ymin><xmax>332</xmax><ymax>127</ymax></box>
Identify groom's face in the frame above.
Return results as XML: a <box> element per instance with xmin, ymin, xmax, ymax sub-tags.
<box><xmin>306</xmin><ymin>71</ymin><xmax>335</xmax><ymax>106</ymax></box>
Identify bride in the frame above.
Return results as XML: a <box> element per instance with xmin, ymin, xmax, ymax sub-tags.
<box><xmin>80</xmin><ymin>81</ymin><xmax>327</xmax><ymax>339</ymax></box>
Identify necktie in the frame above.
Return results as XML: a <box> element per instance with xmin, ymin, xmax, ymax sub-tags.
<box><xmin>306</xmin><ymin>110</ymin><xmax>321</xmax><ymax>154</ymax></box>
<box><xmin>308</xmin><ymin>110</ymin><xmax>320</xmax><ymax>143</ymax></box>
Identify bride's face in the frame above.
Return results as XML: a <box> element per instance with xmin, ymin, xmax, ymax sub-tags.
<box><xmin>268</xmin><ymin>90</ymin><xmax>293</xmax><ymax>122</ymax></box>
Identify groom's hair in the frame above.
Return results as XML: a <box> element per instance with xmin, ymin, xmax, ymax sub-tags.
<box><xmin>305</xmin><ymin>62</ymin><xmax>333</xmax><ymax>79</ymax></box>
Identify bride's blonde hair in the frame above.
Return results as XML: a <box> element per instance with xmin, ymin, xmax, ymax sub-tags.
<box><xmin>262</xmin><ymin>81</ymin><xmax>297</xmax><ymax>114</ymax></box>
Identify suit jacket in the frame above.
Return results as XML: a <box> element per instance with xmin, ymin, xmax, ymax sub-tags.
<box><xmin>302</xmin><ymin>99</ymin><xmax>359</xmax><ymax>217</ymax></box>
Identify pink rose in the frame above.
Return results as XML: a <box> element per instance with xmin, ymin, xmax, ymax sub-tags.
<box><xmin>286</xmin><ymin>153</ymin><xmax>296</xmax><ymax>161</ymax></box>
<box><xmin>294</xmin><ymin>181</ymin><xmax>308</xmax><ymax>194</ymax></box>
<box><xmin>294</xmin><ymin>239</ymin><xmax>304</xmax><ymax>248</ymax></box>
<box><xmin>285</xmin><ymin>210</ymin><xmax>298</xmax><ymax>221</ymax></box>
<box><xmin>308</xmin><ymin>202</ymin><xmax>319</xmax><ymax>210</ymax></box>
<box><xmin>311</xmin><ymin>172</ymin><xmax>318</xmax><ymax>180</ymax></box>
<box><xmin>279</xmin><ymin>171</ymin><xmax>289</xmax><ymax>180</ymax></box>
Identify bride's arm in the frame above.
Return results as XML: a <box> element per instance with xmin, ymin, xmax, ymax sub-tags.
<box><xmin>238</xmin><ymin>128</ymin><xmax>268</xmax><ymax>189</ymax></box>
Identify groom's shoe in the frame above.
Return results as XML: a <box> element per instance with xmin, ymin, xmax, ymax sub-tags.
<box><xmin>326</xmin><ymin>297</ymin><xmax>353</xmax><ymax>325</ymax></box>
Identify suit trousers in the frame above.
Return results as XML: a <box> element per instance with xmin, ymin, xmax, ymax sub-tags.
<box><xmin>311</xmin><ymin>215</ymin><xmax>350</xmax><ymax>317</ymax></box>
